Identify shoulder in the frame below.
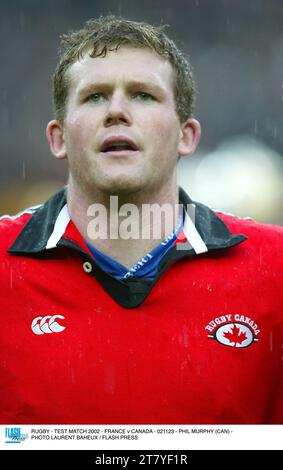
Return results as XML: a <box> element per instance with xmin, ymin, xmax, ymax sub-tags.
<box><xmin>215</xmin><ymin>209</ymin><xmax>283</xmax><ymax>242</ymax></box>
<box><xmin>0</xmin><ymin>205</ymin><xmax>41</xmax><ymax>252</ymax></box>
<box><xmin>214</xmin><ymin>209</ymin><xmax>283</xmax><ymax>265</ymax></box>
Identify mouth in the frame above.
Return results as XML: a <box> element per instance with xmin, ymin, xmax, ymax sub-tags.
<box><xmin>100</xmin><ymin>137</ymin><xmax>139</xmax><ymax>156</ymax></box>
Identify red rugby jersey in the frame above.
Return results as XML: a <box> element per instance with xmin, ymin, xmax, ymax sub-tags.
<box><xmin>0</xmin><ymin>187</ymin><xmax>282</xmax><ymax>424</ymax></box>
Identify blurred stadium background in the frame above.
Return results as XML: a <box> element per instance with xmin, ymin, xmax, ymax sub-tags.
<box><xmin>1</xmin><ymin>0</ymin><xmax>282</xmax><ymax>225</ymax></box>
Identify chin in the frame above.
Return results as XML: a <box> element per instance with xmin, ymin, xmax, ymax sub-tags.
<box><xmin>92</xmin><ymin>172</ymin><xmax>147</xmax><ymax>195</ymax></box>
<box><xmin>99</xmin><ymin>181</ymin><xmax>145</xmax><ymax>196</ymax></box>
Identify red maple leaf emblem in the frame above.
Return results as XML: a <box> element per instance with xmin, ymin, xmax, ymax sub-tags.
<box><xmin>223</xmin><ymin>324</ymin><xmax>247</xmax><ymax>346</ymax></box>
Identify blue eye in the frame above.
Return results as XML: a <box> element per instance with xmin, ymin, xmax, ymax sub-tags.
<box><xmin>88</xmin><ymin>93</ymin><xmax>104</xmax><ymax>102</ymax></box>
<box><xmin>134</xmin><ymin>92</ymin><xmax>154</xmax><ymax>101</ymax></box>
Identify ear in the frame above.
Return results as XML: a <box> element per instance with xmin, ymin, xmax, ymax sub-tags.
<box><xmin>46</xmin><ymin>120</ymin><xmax>67</xmax><ymax>160</ymax></box>
<box><xmin>177</xmin><ymin>118</ymin><xmax>201</xmax><ymax>158</ymax></box>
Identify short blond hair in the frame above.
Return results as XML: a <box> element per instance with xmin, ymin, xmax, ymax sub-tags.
<box><xmin>52</xmin><ymin>15</ymin><xmax>196</xmax><ymax>125</ymax></box>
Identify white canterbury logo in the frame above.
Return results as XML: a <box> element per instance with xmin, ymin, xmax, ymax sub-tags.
<box><xmin>31</xmin><ymin>315</ymin><xmax>66</xmax><ymax>335</ymax></box>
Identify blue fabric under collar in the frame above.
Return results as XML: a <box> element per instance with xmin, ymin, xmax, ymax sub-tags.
<box><xmin>85</xmin><ymin>212</ymin><xmax>183</xmax><ymax>281</ymax></box>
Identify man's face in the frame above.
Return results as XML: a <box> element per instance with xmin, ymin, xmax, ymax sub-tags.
<box><xmin>62</xmin><ymin>46</ymin><xmax>184</xmax><ymax>196</ymax></box>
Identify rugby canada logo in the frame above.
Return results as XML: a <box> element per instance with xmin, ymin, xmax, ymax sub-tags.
<box><xmin>31</xmin><ymin>315</ymin><xmax>66</xmax><ymax>335</ymax></box>
<box><xmin>205</xmin><ymin>314</ymin><xmax>260</xmax><ymax>348</ymax></box>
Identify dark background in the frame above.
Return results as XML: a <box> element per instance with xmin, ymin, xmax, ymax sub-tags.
<box><xmin>1</xmin><ymin>0</ymin><xmax>282</xmax><ymax>224</ymax></box>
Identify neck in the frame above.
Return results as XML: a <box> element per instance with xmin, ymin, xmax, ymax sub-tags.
<box><xmin>67</xmin><ymin>177</ymin><xmax>180</xmax><ymax>269</ymax></box>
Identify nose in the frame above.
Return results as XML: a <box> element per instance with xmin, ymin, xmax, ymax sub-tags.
<box><xmin>104</xmin><ymin>92</ymin><xmax>132</xmax><ymax>127</ymax></box>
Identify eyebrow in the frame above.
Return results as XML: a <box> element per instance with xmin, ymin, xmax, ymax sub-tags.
<box><xmin>77</xmin><ymin>79</ymin><xmax>167</xmax><ymax>98</ymax></box>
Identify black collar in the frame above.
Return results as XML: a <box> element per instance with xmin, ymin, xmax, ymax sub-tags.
<box><xmin>8</xmin><ymin>187</ymin><xmax>247</xmax><ymax>308</ymax></box>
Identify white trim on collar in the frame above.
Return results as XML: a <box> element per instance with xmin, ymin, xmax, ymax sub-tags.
<box><xmin>46</xmin><ymin>204</ymin><xmax>70</xmax><ymax>250</ymax></box>
<box><xmin>182</xmin><ymin>205</ymin><xmax>208</xmax><ymax>255</ymax></box>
